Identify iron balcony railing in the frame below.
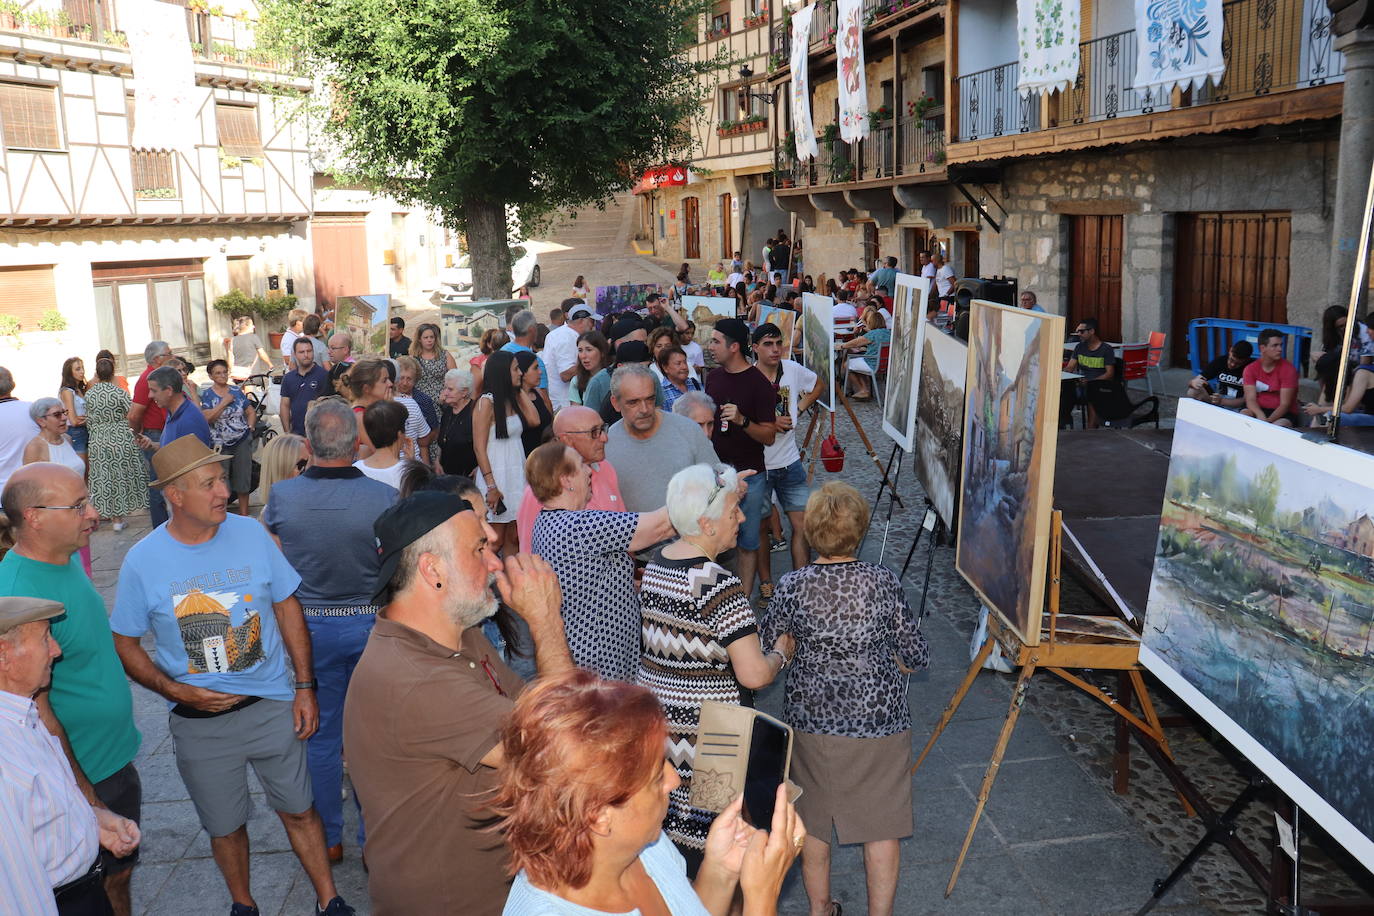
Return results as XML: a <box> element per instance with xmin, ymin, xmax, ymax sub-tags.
<box><xmin>772</xmin><ymin>117</ymin><xmax>945</xmax><ymax>189</ymax></box>
<box><xmin>951</xmin><ymin>0</ymin><xmax>1343</xmax><ymax>142</ymax></box>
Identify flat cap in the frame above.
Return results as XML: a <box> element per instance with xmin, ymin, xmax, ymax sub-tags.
<box><xmin>0</xmin><ymin>596</ymin><xmax>64</xmax><ymax>634</ymax></box>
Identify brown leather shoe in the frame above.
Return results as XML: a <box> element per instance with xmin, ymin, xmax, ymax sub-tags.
<box><xmin>327</xmin><ymin>844</ymin><xmax>343</xmax><ymax>864</ymax></box>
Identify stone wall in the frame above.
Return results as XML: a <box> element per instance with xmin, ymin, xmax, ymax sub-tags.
<box><xmin>978</xmin><ymin>132</ymin><xmax>1340</xmax><ymax>361</ymax></box>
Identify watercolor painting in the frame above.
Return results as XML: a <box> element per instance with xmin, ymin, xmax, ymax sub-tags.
<box><xmin>914</xmin><ymin>323</ymin><xmax>968</xmax><ymax>530</ymax></box>
<box><xmin>955</xmin><ymin>300</ymin><xmax>1064</xmax><ymax>646</ymax></box>
<box><xmin>801</xmin><ymin>292</ymin><xmax>835</xmax><ymax>413</ymax></box>
<box><xmin>1141</xmin><ymin>399</ymin><xmax>1374</xmax><ymax>866</ymax></box>
<box><xmin>881</xmin><ymin>273</ymin><xmax>931</xmax><ymax>452</ymax></box>
<box><xmin>594</xmin><ymin>283</ymin><xmax>661</xmax><ymax>316</ymax></box>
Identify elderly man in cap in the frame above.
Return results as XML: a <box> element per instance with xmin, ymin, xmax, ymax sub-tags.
<box><xmin>343</xmin><ymin>492</ymin><xmax>572</xmax><ymax>915</ymax></box>
<box><xmin>109</xmin><ymin>435</ymin><xmax>354</xmax><ymax>916</ymax></box>
<box><xmin>0</xmin><ymin>464</ymin><xmax>143</xmax><ymax>915</ymax></box>
<box><xmin>706</xmin><ymin>317</ymin><xmax>778</xmax><ymax>602</ymax></box>
<box><xmin>0</xmin><ymin>596</ymin><xmax>141</xmax><ymax>916</ymax></box>
<box><xmin>514</xmin><ymin>404</ymin><xmax>624</xmax><ymax>553</ymax></box>
<box><xmin>542</xmin><ymin>298</ymin><xmax>596</xmax><ymax>410</ymax></box>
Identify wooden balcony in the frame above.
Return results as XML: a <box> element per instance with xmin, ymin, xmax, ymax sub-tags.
<box><xmin>948</xmin><ymin>0</ymin><xmax>1345</xmax><ymax>164</ymax></box>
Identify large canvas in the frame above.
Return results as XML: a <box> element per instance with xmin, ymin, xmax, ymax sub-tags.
<box><xmin>955</xmin><ymin>300</ymin><xmax>1064</xmax><ymax>647</ymax></box>
<box><xmin>682</xmin><ymin>295</ymin><xmax>737</xmax><ymax>353</ymax></box>
<box><xmin>1142</xmin><ymin>400</ymin><xmax>1374</xmax><ymax>867</ymax></box>
<box><xmin>801</xmin><ymin>292</ymin><xmax>835</xmax><ymax>412</ymax></box>
<box><xmin>914</xmin><ymin>324</ymin><xmax>968</xmax><ymax>530</ymax></box>
<box><xmin>758</xmin><ymin>304</ymin><xmax>798</xmax><ymax>352</ymax></box>
<box><xmin>595</xmin><ymin>283</ymin><xmax>661</xmax><ymax>316</ymax></box>
<box><xmin>881</xmin><ymin>273</ymin><xmax>931</xmax><ymax>452</ymax></box>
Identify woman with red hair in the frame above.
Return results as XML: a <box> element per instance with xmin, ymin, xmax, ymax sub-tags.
<box><xmin>493</xmin><ymin>669</ymin><xmax>804</xmax><ymax>915</ymax></box>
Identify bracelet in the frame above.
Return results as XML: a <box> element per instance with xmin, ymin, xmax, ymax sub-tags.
<box><xmin>767</xmin><ymin>649</ymin><xmax>790</xmax><ymax>671</ymax></box>
<box><xmin>294</xmin><ymin>679</ymin><xmax>317</xmax><ymax>690</ymax></box>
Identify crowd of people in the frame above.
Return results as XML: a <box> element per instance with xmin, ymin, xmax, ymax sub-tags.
<box><xmin>0</xmin><ymin>262</ymin><xmax>942</xmax><ymax>916</ymax></box>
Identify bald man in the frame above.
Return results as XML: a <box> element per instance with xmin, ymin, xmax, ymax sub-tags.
<box><xmin>515</xmin><ymin>405</ymin><xmax>625</xmax><ymax>553</ymax></box>
<box><xmin>0</xmin><ymin>464</ymin><xmax>143</xmax><ymax>915</ymax></box>
<box><xmin>326</xmin><ymin>333</ymin><xmax>354</xmax><ymax>370</ymax></box>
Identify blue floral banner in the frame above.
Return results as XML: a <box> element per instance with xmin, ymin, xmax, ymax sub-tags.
<box><xmin>1133</xmin><ymin>0</ymin><xmax>1226</xmax><ymax>96</ymax></box>
<box><xmin>1017</xmin><ymin>0</ymin><xmax>1081</xmax><ymax>97</ymax></box>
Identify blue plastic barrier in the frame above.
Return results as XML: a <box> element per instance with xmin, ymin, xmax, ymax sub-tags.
<box><xmin>1186</xmin><ymin>318</ymin><xmax>1312</xmax><ymax>376</ymax></box>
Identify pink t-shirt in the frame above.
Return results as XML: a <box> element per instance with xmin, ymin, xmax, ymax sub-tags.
<box><xmin>1242</xmin><ymin>358</ymin><xmax>1298</xmax><ymax>411</ymax></box>
<box><xmin>517</xmin><ymin>460</ymin><xmax>625</xmax><ymax>554</ymax></box>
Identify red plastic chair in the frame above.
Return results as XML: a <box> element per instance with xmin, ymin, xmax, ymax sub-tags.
<box><xmin>1120</xmin><ymin>344</ymin><xmax>1149</xmax><ymax>386</ymax></box>
<box><xmin>1145</xmin><ymin>331</ymin><xmax>1166</xmax><ymax>395</ymax></box>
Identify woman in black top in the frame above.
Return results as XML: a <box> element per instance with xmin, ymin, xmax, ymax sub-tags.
<box><xmin>437</xmin><ymin>367</ymin><xmax>477</xmax><ymax>476</ymax></box>
<box><xmin>515</xmin><ymin>350</ymin><xmax>552</xmax><ymax>455</ymax></box>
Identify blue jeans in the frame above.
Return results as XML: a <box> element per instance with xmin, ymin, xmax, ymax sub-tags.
<box><xmin>736</xmin><ymin>470</ymin><xmax>769</xmax><ymax>551</ymax></box>
<box><xmin>142</xmin><ymin>428</ymin><xmax>167</xmax><ymax>527</ymax></box>
<box><xmin>305</xmin><ymin>613</ymin><xmax>374</xmax><ymax>848</ymax></box>
<box><xmin>764</xmin><ymin>460</ymin><xmax>811</xmax><ymax>512</ymax></box>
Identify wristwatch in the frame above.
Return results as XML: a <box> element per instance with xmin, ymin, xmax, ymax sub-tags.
<box><xmin>294</xmin><ymin>680</ymin><xmax>317</xmax><ymax>690</ymax></box>
<box><xmin>740</xmin><ymin>415</ymin><xmax>751</xmax><ymax>429</ymax></box>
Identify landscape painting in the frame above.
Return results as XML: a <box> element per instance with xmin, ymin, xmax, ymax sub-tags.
<box><xmin>955</xmin><ymin>300</ymin><xmax>1063</xmax><ymax>647</ymax></box>
<box><xmin>758</xmin><ymin>304</ymin><xmax>798</xmax><ymax>353</ymax></box>
<box><xmin>595</xmin><ymin>283</ymin><xmax>661</xmax><ymax>316</ymax></box>
<box><xmin>915</xmin><ymin>324</ymin><xmax>967</xmax><ymax>531</ymax></box>
<box><xmin>682</xmin><ymin>295</ymin><xmax>737</xmax><ymax>359</ymax></box>
<box><xmin>881</xmin><ymin>273</ymin><xmax>930</xmax><ymax>452</ymax></box>
<box><xmin>1141</xmin><ymin>400</ymin><xmax>1374</xmax><ymax>866</ymax></box>
<box><xmin>801</xmin><ymin>292</ymin><xmax>835</xmax><ymax>412</ymax></box>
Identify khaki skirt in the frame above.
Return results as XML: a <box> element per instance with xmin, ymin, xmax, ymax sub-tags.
<box><xmin>792</xmin><ymin>729</ymin><xmax>913</xmax><ymax>845</ymax></box>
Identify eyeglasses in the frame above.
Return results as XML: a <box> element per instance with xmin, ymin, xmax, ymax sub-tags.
<box><xmin>565</xmin><ymin>425</ymin><xmax>607</xmax><ymax>439</ymax></box>
<box><xmin>44</xmin><ymin>409</ymin><xmax>69</xmax><ymax>419</ymax></box>
<box><xmin>1074</xmin><ymin>327</ymin><xmax>1090</xmax><ymax>334</ymax></box>
<box><xmin>31</xmin><ymin>499</ymin><xmax>90</xmax><ymax>513</ymax></box>
<box><xmin>295</xmin><ymin>458</ymin><xmax>309</xmax><ymax>472</ymax></box>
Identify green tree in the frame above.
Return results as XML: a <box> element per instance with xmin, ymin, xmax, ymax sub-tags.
<box><xmin>1251</xmin><ymin>463</ymin><xmax>1281</xmax><ymax>529</ymax></box>
<box><xmin>260</xmin><ymin>0</ymin><xmax>718</xmax><ymax>300</ymax></box>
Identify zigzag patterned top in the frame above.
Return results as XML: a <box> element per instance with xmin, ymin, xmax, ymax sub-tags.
<box><xmin>636</xmin><ymin>552</ymin><xmax>758</xmax><ymax>854</ymax></box>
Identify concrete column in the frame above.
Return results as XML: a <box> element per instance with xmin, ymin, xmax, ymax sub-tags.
<box><xmin>1326</xmin><ymin>27</ymin><xmax>1374</xmax><ymax>316</ymax></box>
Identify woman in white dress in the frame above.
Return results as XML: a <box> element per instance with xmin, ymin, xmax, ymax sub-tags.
<box><xmin>22</xmin><ymin>396</ymin><xmax>93</xmax><ymax>573</ymax></box>
<box><xmin>472</xmin><ymin>350</ymin><xmax>540</xmax><ymax>557</ymax></box>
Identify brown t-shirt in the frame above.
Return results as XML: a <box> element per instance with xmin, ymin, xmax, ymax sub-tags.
<box><xmin>343</xmin><ymin>616</ymin><xmax>524</xmax><ymax>916</ymax></box>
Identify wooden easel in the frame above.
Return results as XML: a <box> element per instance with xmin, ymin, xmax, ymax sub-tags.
<box><xmin>912</xmin><ymin>511</ymin><xmax>1194</xmax><ymax>897</ymax></box>
<box><xmin>797</xmin><ymin>388</ymin><xmax>903</xmax><ymax>507</ymax></box>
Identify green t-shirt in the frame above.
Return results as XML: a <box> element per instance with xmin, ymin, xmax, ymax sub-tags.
<box><xmin>0</xmin><ymin>550</ymin><xmax>141</xmax><ymax>783</ymax></box>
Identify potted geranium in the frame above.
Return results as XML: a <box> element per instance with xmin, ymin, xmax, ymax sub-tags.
<box><xmin>868</xmin><ymin>104</ymin><xmax>892</xmax><ymax>129</ymax></box>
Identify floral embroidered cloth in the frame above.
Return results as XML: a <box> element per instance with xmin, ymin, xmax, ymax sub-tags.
<box><xmin>1134</xmin><ymin>0</ymin><xmax>1226</xmax><ymax>96</ymax></box>
<box><xmin>836</xmin><ymin>0</ymin><xmax>869</xmax><ymax>142</ymax></box>
<box><xmin>1017</xmin><ymin>0</ymin><xmax>1082</xmax><ymax>96</ymax></box>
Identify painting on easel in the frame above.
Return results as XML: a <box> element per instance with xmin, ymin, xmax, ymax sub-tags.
<box><xmin>955</xmin><ymin>300</ymin><xmax>1064</xmax><ymax>647</ymax></box>
<box><xmin>1141</xmin><ymin>399</ymin><xmax>1374</xmax><ymax>867</ymax></box>
<box><xmin>880</xmin><ymin>273</ymin><xmax>930</xmax><ymax>452</ymax></box>
<box><xmin>914</xmin><ymin>324</ymin><xmax>967</xmax><ymax>532</ymax></box>
<box><xmin>801</xmin><ymin>292</ymin><xmax>835</xmax><ymax>413</ymax></box>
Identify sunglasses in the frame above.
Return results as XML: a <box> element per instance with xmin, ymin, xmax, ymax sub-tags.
<box><xmin>295</xmin><ymin>458</ymin><xmax>309</xmax><ymax>472</ymax></box>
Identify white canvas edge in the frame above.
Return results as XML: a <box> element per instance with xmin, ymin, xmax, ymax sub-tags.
<box><xmin>1143</xmin><ymin>397</ymin><xmax>1374</xmax><ymax>870</ymax></box>
<box><xmin>801</xmin><ymin>292</ymin><xmax>836</xmax><ymax>413</ymax></box>
<box><xmin>880</xmin><ymin>273</ymin><xmax>930</xmax><ymax>452</ymax></box>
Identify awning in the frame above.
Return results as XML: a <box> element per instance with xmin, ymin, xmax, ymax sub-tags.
<box><xmin>632</xmin><ymin>165</ymin><xmax>690</xmax><ymax>195</ymax></box>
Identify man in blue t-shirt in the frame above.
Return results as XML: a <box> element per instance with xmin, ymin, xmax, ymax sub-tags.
<box><xmin>146</xmin><ymin>366</ymin><xmax>211</xmax><ymax>450</ymax></box>
<box><xmin>110</xmin><ymin>436</ymin><xmax>355</xmax><ymax>916</ymax></box>
<box><xmin>501</xmin><ymin>309</ymin><xmax>550</xmax><ymax>405</ymax></box>
<box><xmin>280</xmin><ymin>336</ymin><xmax>330</xmax><ymax>437</ymax></box>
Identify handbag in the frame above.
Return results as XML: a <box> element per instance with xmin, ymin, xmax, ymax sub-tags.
<box><xmin>689</xmin><ymin>701</ymin><xmax>802</xmax><ymax>814</ymax></box>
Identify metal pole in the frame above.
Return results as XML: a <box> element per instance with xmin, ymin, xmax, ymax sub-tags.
<box><xmin>1329</xmin><ymin>156</ymin><xmax>1374</xmax><ymax>440</ymax></box>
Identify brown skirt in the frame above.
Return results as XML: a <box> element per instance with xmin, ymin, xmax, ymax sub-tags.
<box><xmin>791</xmin><ymin>729</ymin><xmax>913</xmax><ymax>845</ymax></box>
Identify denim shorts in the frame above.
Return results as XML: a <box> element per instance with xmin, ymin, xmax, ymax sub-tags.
<box><xmin>736</xmin><ymin>470</ymin><xmax>769</xmax><ymax>551</ymax></box>
<box><xmin>765</xmin><ymin>460</ymin><xmax>811</xmax><ymax>513</ymax></box>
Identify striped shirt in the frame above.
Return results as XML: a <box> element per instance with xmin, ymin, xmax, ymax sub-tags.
<box><xmin>0</xmin><ymin>689</ymin><xmax>98</xmax><ymax>916</ymax></box>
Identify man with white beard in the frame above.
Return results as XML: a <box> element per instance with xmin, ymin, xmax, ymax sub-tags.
<box><xmin>342</xmin><ymin>492</ymin><xmax>571</xmax><ymax>916</ymax></box>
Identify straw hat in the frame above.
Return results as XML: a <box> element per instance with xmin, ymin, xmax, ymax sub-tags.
<box><xmin>152</xmin><ymin>435</ymin><xmax>231</xmax><ymax>488</ymax></box>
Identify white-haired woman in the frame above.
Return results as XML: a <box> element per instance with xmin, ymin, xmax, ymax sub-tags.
<box><xmin>229</xmin><ymin>315</ymin><xmax>273</xmax><ymax>382</ymax></box>
<box><xmin>637</xmin><ymin>462</ymin><xmax>795</xmax><ymax>875</ymax></box>
<box><xmin>22</xmin><ymin>396</ymin><xmax>93</xmax><ymax>573</ymax></box>
<box><xmin>436</xmin><ymin>367</ymin><xmax>477</xmax><ymax>476</ymax></box>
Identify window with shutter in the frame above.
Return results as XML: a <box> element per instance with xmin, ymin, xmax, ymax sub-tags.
<box><xmin>126</xmin><ymin>97</ymin><xmax>179</xmax><ymax>198</ymax></box>
<box><xmin>0</xmin><ymin>83</ymin><xmax>63</xmax><ymax>151</ymax></box>
<box><xmin>0</xmin><ymin>265</ymin><xmax>59</xmax><ymax>330</ymax></box>
<box><xmin>215</xmin><ymin>103</ymin><xmax>262</xmax><ymax>158</ymax></box>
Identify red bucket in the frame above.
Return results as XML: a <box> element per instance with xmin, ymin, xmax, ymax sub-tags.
<box><xmin>820</xmin><ymin>434</ymin><xmax>845</xmax><ymax>472</ymax></box>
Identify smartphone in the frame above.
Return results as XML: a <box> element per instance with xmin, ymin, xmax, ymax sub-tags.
<box><xmin>741</xmin><ymin>717</ymin><xmax>790</xmax><ymax>828</ymax></box>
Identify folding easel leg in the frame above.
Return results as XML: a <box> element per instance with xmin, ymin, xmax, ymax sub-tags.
<box><xmin>945</xmin><ymin>659</ymin><xmax>1037</xmax><ymax>897</ymax></box>
<box><xmin>838</xmin><ymin>390</ymin><xmax>904</xmax><ymax>508</ymax></box>
<box><xmin>911</xmin><ymin>637</ymin><xmax>993</xmax><ymax>775</ymax></box>
<box><xmin>1129</xmin><ymin>669</ymin><xmax>1196</xmax><ymax>818</ymax></box>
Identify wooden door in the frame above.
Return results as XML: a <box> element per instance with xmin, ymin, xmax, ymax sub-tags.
<box><xmin>959</xmin><ymin>230</ymin><xmax>980</xmax><ymax>280</ymax></box>
<box><xmin>683</xmin><ymin>197</ymin><xmax>701</xmax><ymax>260</ymax></box>
<box><xmin>312</xmin><ymin>216</ymin><xmax>369</xmax><ymax>315</ymax></box>
<box><xmin>1068</xmin><ymin>215</ymin><xmax>1123</xmax><ymax>342</ymax></box>
<box><xmin>862</xmin><ymin>222</ymin><xmax>879</xmax><ymax>269</ymax></box>
<box><xmin>1172</xmin><ymin>211</ymin><xmax>1291</xmax><ymax>362</ymax></box>
<box><xmin>720</xmin><ymin>193</ymin><xmax>732</xmax><ymax>260</ymax></box>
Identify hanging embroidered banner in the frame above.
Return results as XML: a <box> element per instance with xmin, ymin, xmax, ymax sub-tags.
<box><xmin>790</xmin><ymin>4</ymin><xmax>820</xmax><ymax>161</ymax></box>
<box><xmin>836</xmin><ymin>0</ymin><xmax>868</xmax><ymax>143</ymax></box>
<box><xmin>1017</xmin><ymin>0</ymin><xmax>1081</xmax><ymax>96</ymax></box>
<box><xmin>1133</xmin><ymin>0</ymin><xmax>1226</xmax><ymax>97</ymax></box>
<box><xmin>122</xmin><ymin>0</ymin><xmax>198</xmax><ymax>153</ymax></box>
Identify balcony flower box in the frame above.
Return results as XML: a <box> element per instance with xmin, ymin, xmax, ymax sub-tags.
<box><xmin>743</xmin><ymin>8</ymin><xmax>769</xmax><ymax>28</ymax></box>
<box><xmin>706</xmin><ymin>26</ymin><xmax>731</xmax><ymax>40</ymax></box>
<box><xmin>868</xmin><ymin>105</ymin><xmax>893</xmax><ymax>129</ymax></box>
<box><xmin>717</xmin><ymin>116</ymin><xmax>767</xmax><ymax>138</ymax></box>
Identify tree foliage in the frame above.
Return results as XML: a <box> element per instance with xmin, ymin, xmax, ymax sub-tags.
<box><xmin>259</xmin><ymin>0</ymin><xmax>720</xmax><ymax>298</ymax></box>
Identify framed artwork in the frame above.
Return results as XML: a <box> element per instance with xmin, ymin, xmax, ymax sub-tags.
<box><xmin>955</xmin><ymin>300</ymin><xmax>1064</xmax><ymax>647</ymax></box>
<box><xmin>881</xmin><ymin>273</ymin><xmax>931</xmax><ymax>452</ymax></box>
<box><xmin>914</xmin><ymin>323</ymin><xmax>968</xmax><ymax>531</ymax></box>
<box><xmin>801</xmin><ymin>292</ymin><xmax>835</xmax><ymax>413</ymax></box>
<box><xmin>1142</xmin><ymin>399</ymin><xmax>1374</xmax><ymax>867</ymax></box>
<box><xmin>758</xmin><ymin>304</ymin><xmax>798</xmax><ymax>353</ymax></box>
<box><xmin>594</xmin><ymin>284</ymin><xmax>661</xmax><ymax>316</ymax></box>
<box><xmin>682</xmin><ymin>295</ymin><xmax>737</xmax><ymax>353</ymax></box>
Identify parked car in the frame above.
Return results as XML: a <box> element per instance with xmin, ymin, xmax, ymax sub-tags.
<box><xmin>435</xmin><ymin>244</ymin><xmax>540</xmax><ymax>302</ymax></box>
